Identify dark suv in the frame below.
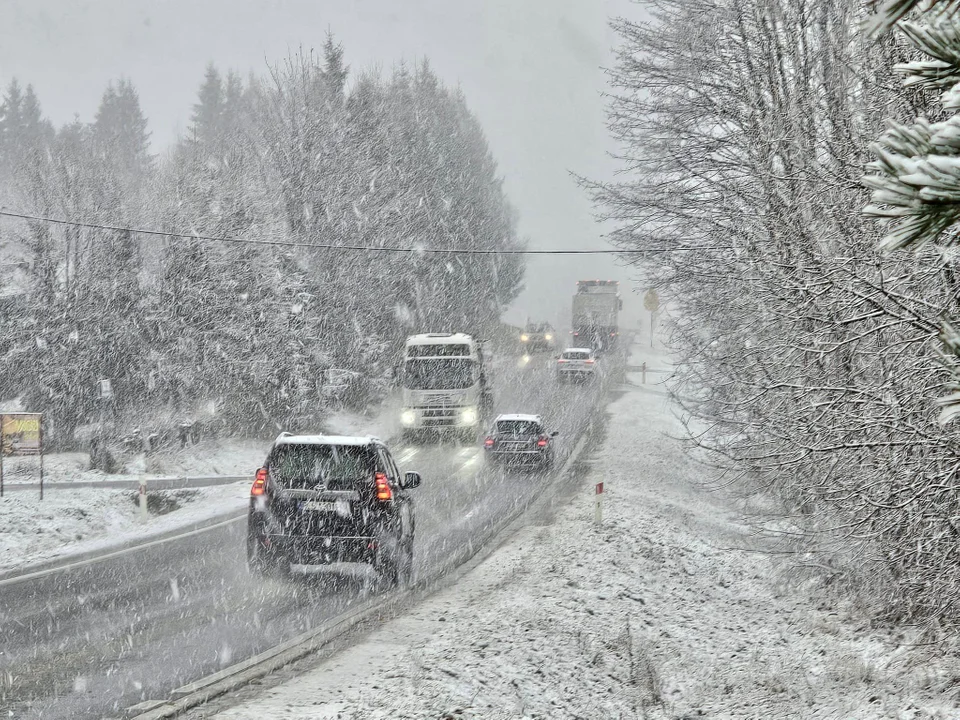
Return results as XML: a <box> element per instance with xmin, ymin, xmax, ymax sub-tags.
<box><xmin>247</xmin><ymin>434</ymin><xmax>421</xmax><ymax>585</ymax></box>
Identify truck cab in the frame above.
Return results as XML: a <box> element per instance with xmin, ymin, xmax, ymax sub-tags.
<box><xmin>399</xmin><ymin>333</ymin><xmax>492</xmax><ymax>441</ymax></box>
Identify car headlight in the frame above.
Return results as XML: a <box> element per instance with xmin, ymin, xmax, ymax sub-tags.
<box><xmin>401</xmin><ymin>409</ymin><xmax>416</xmax><ymax>426</ymax></box>
<box><xmin>520</xmin><ymin>334</ymin><xmax>529</xmax><ymax>342</ymax></box>
<box><xmin>544</xmin><ymin>334</ymin><xmax>553</xmax><ymax>341</ymax></box>
<box><xmin>460</xmin><ymin>406</ymin><xmax>478</xmax><ymax>425</ymax></box>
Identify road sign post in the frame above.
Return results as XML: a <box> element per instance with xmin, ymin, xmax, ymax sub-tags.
<box><xmin>643</xmin><ymin>290</ymin><xmax>660</xmax><ymax>348</ymax></box>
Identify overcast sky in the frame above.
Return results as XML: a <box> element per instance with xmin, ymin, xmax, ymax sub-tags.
<box><xmin>0</xmin><ymin>0</ymin><xmax>645</xmax><ymax>329</ymax></box>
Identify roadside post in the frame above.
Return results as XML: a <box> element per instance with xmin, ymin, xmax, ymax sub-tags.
<box><xmin>139</xmin><ymin>478</ymin><xmax>148</xmax><ymax>523</ymax></box>
<box><xmin>642</xmin><ymin>362</ymin><xmax>647</xmax><ymax>385</ymax></box>
<box><xmin>595</xmin><ymin>481</ymin><xmax>604</xmax><ymax>525</ymax></box>
<box><xmin>644</xmin><ymin>290</ymin><xmax>660</xmax><ymax>348</ymax></box>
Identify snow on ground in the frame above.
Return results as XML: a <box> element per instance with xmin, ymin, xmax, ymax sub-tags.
<box><xmin>213</xmin><ymin>342</ymin><xmax>959</xmax><ymax>720</ymax></box>
<box><xmin>0</xmin><ymin>481</ymin><xmax>251</xmax><ymax>572</ymax></box>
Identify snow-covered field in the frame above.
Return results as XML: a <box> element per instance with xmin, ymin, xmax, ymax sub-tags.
<box><xmin>212</xmin><ymin>343</ymin><xmax>960</xmax><ymax>720</ymax></box>
<box><xmin>0</xmin><ymin>482</ymin><xmax>251</xmax><ymax>573</ymax></box>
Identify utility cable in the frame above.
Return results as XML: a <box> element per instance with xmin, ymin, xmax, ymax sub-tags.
<box><xmin>0</xmin><ymin>208</ymin><xmax>725</xmax><ymax>255</ymax></box>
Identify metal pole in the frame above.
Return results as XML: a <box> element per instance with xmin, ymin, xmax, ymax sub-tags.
<box><xmin>650</xmin><ymin>311</ymin><xmax>654</xmax><ymax>348</ymax></box>
<box><xmin>0</xmin><ymin>414</ymin><xmax>5</xmax><ymax>498</ymax></box>
<box><xmin>39</xmin><ymin>414</ymin><xmax>44</xmax><ymax>501</ymax></box>
<box><xmin>642</xmin><ymin>362</ymin><xmax>646</xmax><ymax>385</ymax></box>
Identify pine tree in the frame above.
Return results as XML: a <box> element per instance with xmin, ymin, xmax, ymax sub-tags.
<box><xmin>190</xmin><ymin>64</ymin><xmax>225</xmax><ymax>147</ymax></box>
<box><xmin>322</xmin><ymin>32</ymin><xmax>349</xmax><ymax>100</ymax></box>
<box><xmin>863</xmin><ymin>8</ymin><xmax>960</xmax><ymax>422</ymax></box>
<box><xmin>93</xmin><ymin>78</ymin><xmax>153</xmax><ymax>184</ymax></box>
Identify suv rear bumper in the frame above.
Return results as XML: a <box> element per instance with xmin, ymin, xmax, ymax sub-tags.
<box><xmin>486</xmin><ymin>450</ymin><xmax>551</xmax><ymax>465</ymax></box>
<box><xmin>263</xmin><ymin>533</ymin><xmax>377</xmax><ymax>564</ymax></box>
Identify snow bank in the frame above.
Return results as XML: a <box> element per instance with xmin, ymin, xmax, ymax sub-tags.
<box><xmin>0</xmin><ymin>482</ymin><xmax>250</xmax><ymax>572</ymax></box>
<box><xmin>214</xmin><ymin>342</ymin><xmax>958</xmax><ymax>720</ymax></box>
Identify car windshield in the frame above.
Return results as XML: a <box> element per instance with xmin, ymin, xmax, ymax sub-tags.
<box><xmin>525</xmin><ymin>323</ymin><xmax>550</xmax><ymax>333</ymax></box>
<box><xmin>403</xmin><ymin>359</ymin><xmax>476</xmax><ymax>390</ymax></box>
<box><xmin>496</xmin><ymin>420</ymin><xmax>541</xmax><ymax>435</ymax></box>
<box><xmin>269</xmin><ymin>444</ymin><xmax>373</xmax><ymax>491</ymax></box>
<box><xmin>563</xmin><ymin>351</ymin><xmax>590</xmax><ymax>360</ymax></box>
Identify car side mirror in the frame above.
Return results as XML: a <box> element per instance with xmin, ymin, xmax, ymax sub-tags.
<box><xmin>550</xmin><ymin>431</ymin><xmax>559</xmax><ymax>437</ymax></box>
<box><xmin>402</xmin><ymin>471</ymin><xmax>422</xmax><ymax>489</ymax></box>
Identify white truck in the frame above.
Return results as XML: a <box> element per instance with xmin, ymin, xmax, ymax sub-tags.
<box><xmin>399</xmin><ymin>333</ymin><xmax>492</xmax><ymax>441</ymax></box>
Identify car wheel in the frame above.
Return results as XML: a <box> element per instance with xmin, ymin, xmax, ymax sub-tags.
<box><xmin>397</xmin><ymin>537</ymin><xmax>414</xmax><ymax>587</ymax></box>
<box><xmin>247</xmin><ymin>533</ymin><xmax>290</xmax><ymax>578</ymax></box>
<box><xmin>374</xmin><ymin>529</ymin><xmax>404</xmax><ymax>588</ymax></box>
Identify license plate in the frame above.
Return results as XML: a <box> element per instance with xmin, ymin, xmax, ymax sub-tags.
<box><xmin>302</xmin><ymin>501</ymin><xmax>336</xmax><ymax>512</ymax></box>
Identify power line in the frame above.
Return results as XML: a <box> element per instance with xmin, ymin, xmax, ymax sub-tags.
<box><xmin>0</xmin><ymin>208</ymin><xmax>721</xmax><ymax>255</ymax></box>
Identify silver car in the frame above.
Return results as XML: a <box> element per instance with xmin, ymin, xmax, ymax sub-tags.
<box><xmin>556</xmin><ymin>347</ymin><xmax>597</xmax><ymax>383</ymax></box>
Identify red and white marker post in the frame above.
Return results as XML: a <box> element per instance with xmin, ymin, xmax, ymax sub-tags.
<box><xmin>594</xmin><ymin>481</ymin><xmax>604</xmax><ymax>525</ymax></box>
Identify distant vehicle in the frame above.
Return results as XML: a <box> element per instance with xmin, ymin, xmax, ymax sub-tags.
<box><xmin>519</xmin><ymin>321</ymin><xmax>557</xmax><ymax>353</ymax></box>
<box><xmin>247</xmin><ymin>434</ymin><xmax>421</xmax><ymax>585</ymax></box>
<box><xmin>572</xmin><ymin>280</ymin><xmax>622</xmax><ymax>353</ymax></box>
<box><xmin>483</xmin><ymin>414</ymin><xmax>558</xmax><ymax>469</ymax></box>
<box><xmin>399</xmin><ymin>333</ymin><xmax>492</xmax><ymax>441</ymax></box>
<box><xmin>556</xmin><ymin>347</ymin><xmax>597</xmax><ymax>383</ymax></box>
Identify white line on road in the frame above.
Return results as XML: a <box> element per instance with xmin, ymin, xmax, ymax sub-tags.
<box><xmin>396</xmin><ymin>448</ymin><xmax>419</xmax><ymax>463</ymax></box>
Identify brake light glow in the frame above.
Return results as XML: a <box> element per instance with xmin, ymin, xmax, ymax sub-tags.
<box><xmin>558</xmin><ymin>359</ymin><xmax>568</xmax><ymax>363</ymax></box>
<box><xmin>537</xmin><ymin>437</ymin><xmax>548</xmax><ymax>448</ymax></box>
<box><xmin>585</xmin><ymin>359</ymin><xmax>595</xmax><ymax>364</ymax></box>
<box><xmin>484</xmin><ymin>437</ymin><xmax>495</xmax><ymax>448</ymax></box>
<box><xmin>375</xmin><ymin>471</ymin><xmax>392</xmax><ymax>501</ymax></box>
<box><xmin>251</xmin><ymin>468</ymin><xmax>268</xmax><ymax>496</ymax></box>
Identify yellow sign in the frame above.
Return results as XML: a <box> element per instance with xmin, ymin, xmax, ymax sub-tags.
<box><xmin>644</xmin><ymin>289</ymin><xmax>660</xmax><ymax>312</ymax></box>
<box><xmin>1</xmin><ymin>413</ymin><xmax>42</xmax><ymax>456</ymax></box>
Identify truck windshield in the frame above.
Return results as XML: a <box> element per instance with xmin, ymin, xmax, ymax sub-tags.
<box><xmin>270</xmin><ymin>444</ymin><xmax>373</xmax><ymax>491</ymax></box>
<box><xmin>403</xmin><ymin>359</ymin><xmax>476</xmax><ymax>390</ymax></box>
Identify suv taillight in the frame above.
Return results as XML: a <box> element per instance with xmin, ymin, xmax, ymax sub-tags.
<box><xmin>375</xmin><ymin>471</ymin><xmax>392</xmax><ymax>501</ymax></box>
<box><xmin>484</xmin><ymin>437</ymin><xmax>495</xmax><ymax>448</ymax></box>
<box><xmin>537</xmin><ymin>437</ymin><xmax>548</xmax><ymax>448</ymax></box>
<box><xmin>251</xmin><ymin>467</ymin><xmax>268</xmax><ymax>496</ymax></box>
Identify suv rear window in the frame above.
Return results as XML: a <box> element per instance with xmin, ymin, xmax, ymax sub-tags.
<box><xmin>269</xmin><ymin>444</ymin><xmax>374</xmax><ymax>491</ymax></box>
<box><xmin>496</xmin><ymin>420</ymin><xmax>541</xmax><ymax>435</ymax></box>
<box><xmin>562</xmin><ymin>351</ymin><xmax>590</xmax><ymax>360</ymax></box>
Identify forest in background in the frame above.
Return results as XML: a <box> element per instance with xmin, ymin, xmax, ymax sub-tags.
<box><xmin>0</xmin><ymin>37</ymin><xmax>525</xmax><ymax>447</ymax></box>
<box><xmin>595</xmin><ymin>0</ymin><xmax>960</xmax><ymax>628</ymax></box>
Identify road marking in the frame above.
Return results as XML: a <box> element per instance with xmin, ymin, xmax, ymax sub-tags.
<box><xmin>396</xmin><ymin>448</ymin><xmax>418</xmax><ymax>463</ymax></box>
<box><xmin>460</xmin><ymin>449</ymin><xmax>482</xmax><ymax>469</ymax></box>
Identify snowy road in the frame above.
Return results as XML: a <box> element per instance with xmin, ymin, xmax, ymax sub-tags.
<box><xmin>1</xmin><ymin>351</ymin><xmax>620</xmax><ymax>719</ymax></box>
